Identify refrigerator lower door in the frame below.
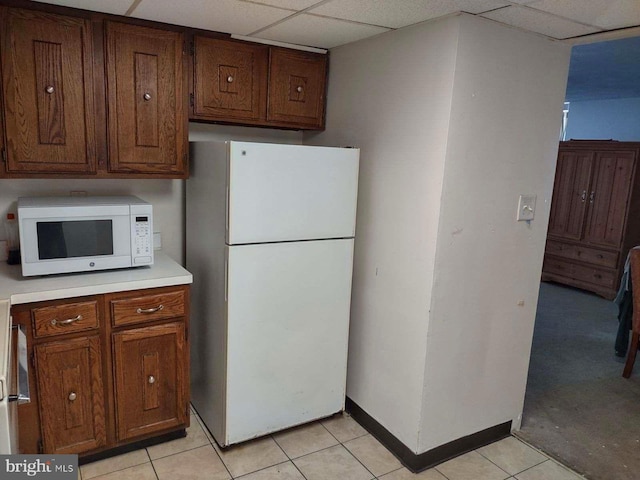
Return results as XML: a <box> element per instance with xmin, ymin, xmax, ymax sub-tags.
<box><xmin>223</xmin><ymin>238</ymin><xmax>354</xmax><ymax>446</ymax></box>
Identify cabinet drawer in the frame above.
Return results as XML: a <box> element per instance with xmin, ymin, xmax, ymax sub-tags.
<box><xmin>111</xmin><ymin>289</ymin><xmax>185</xmax><ymax>327</ymax></box>
<box><xmin>546</xmin><ymin>240</ymin><xmax>618</xmax><ymax>268</ymax></box>
<box><xmin>543</xmin><ymin>256</ymin><xmax>617</xmax><ymax>289</ymax></box>
<box><xmin>33</xmin><ymin>301</ymin><xmax>99</xmax><ymax>338</ymax></box>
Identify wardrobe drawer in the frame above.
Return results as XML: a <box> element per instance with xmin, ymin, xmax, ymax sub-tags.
<box><xmin>545</xmin><ymin>240</ymin><xmax>618</xmax><ymax>268</ymax></box>
<box><xmin>543</xmin><ymin>256</ymin><xmax>617</xmax><ymax>289</ymax></box>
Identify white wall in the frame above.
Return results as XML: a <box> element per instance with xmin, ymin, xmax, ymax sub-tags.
<box><xmin>307</xmin><ymin>13</ymin><xmax>570</xmax><ymax>455</ymax></box>
<box><xmin>420</xmin><ymin>15</ymin><xmax>570</xmax><ymax>451</ymax></box>
<box><xmin>0</xmin><ymin>124</ymin><xmax>302</xmax><ymax>264</ymax></box>
<box><xmin>306</xmin><ymin>15</ymin><xmax>460</xmax><ymax>450</ymax></box>
<box><xmin>565</xmin><ymin>97</ymin><xmax>640</xmax><ymax>141</ymax></box>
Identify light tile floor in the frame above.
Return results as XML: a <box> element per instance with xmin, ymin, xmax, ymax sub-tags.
<box><xmin>78</xmin><ymin>408</ymin><xmax>586</xmax><ymax>480</ymax></box>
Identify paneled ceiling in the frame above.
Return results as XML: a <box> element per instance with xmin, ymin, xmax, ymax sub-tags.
<box><xmin>32</xmin><ymin>0</ymin><xmax>640</xmax><ymax>50</ymax></box>
<box><xmin>32</xmin><ymin>0</ymin><xmax>640</xmax><ymax>101</ymax></box>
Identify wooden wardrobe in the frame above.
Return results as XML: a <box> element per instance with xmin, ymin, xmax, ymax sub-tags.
<box><xmin>542</xmin><ymin>140</ymin><xmax>640</xmax><ymax>299</ymax></box>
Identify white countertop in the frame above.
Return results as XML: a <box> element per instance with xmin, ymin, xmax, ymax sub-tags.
<box><xmin>0</xmin><ymin>251</ymin><xmax>192</xmax><ymax>305</ymax></box>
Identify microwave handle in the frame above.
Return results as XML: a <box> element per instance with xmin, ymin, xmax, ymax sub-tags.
<box><xmin>8</xmin><ymin>324</ymin><xmax>30</xmax><ymax>404</ymax></box>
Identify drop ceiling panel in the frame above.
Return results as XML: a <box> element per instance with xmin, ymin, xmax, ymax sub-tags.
<box><xmin>481</xmin><ymin>5</ymin><xmax>602</xmax><ymax>39</ymax></box>
<box><xmin>243</xmin><ymin>0</ymin><xmax>322</xmax><ymax>10</ymax></box>
<box><xmin>309</xmin><ymin>0</ymin><xmax>510</xmax><ymax>29</ymax></box>
<box><xmin>131</xmin><ymin>0</ymin><xmax>294</xmax><ymax>35</ymax></box>
<box><xmin>31</xmin><ymin>0</ymin><xmax>134</xmax><ymax>15</ymax></box>
<box><xmin>526</xmin><ymin>0</ymin><xmax>640</xmax><ymax>30</ymax></box>
<box><xmin>255</xmin><ymin>14</ymin><xmax>390</xmax><ymax>49</ymax></box>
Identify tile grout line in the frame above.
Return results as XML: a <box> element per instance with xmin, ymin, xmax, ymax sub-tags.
<box><xmin>269</xmin><ymin>432</ymin><xmax>312</xmax><ymax>480</ymax></box>
<box><xmin>189</xmin><ymin>410</ymin><xmax>235</xmax><ymax>480</ymax></box>
<box><xmin>472</xmin><ymin>445</ymin><xmax>531</xmax><ymax>478</ymax></box>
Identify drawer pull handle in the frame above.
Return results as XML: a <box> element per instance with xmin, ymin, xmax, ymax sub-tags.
<box><xmin>590</xmin><ymin>191</ymin><xmax>595</xmax><ymax>203</ymax></box>
<box><xmin>51</xmin><ymin>314</ymin><xmax>82</xmax><ymax>326</ymax></box>
<box><xmin>581</xmin><ymin>190</ymin><xmax>586</xmax><ymax>202</ymax></box>
<box><xmin>137</xmin><ymin>305</ymin><xmax>164</xmax><ymax>314</ymax></box>
<box><xmin>148</xmin><ymin>375</ymin><xmax>156</xmax><ymax>384</ymax></box>
<box><xmin>68</xmin><ymin>392</ymin><xmax>77</xmax><ymax>402</ymax></box>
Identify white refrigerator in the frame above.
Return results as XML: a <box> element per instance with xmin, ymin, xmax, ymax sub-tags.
<box><xmin>186</xmin><ymin>141</ymin><xmax>360</xmax><ymax>447</ymax></box>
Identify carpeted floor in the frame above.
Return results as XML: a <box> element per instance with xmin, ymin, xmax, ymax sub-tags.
<box><xmin>517</xmin><ymin>282</ymin><xmax>640</xmax><ymax>480</ymax></box>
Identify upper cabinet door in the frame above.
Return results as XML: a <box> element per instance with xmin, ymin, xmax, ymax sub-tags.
<box><xmin>267</xmin><ymin>48</ymin><xmax>326</xmax><ymax>129</ymax></box>
<box><xmin>583</xmin><ymin>150</ymin><xmax>636</xmax><ymax>248</ymax></box>
<box><xmin>106</xmin><ymin>22</ymin><xmax>187</xmax><ymax>175</ymax></box>
<box><xmin>0</xmin><ymin>8</ymin><xmax>96</xmax><ymax>174</ymax></box>
<box><xmin>547</xmin><ymin>150</ymin><xmax>593</xmax><ymax>241</ymax></box>
<box><xmin>193</xmin><ymin>37</ymin><xmax>268</xmax><ymax>122</ymax></box>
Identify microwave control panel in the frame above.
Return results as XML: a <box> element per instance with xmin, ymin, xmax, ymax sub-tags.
<box><xmin>130</xmin><ymin>203</ymin><xmax>153</xmax><ymax>265</ymax></box>
<box><xmin>134</xmin><ymin>216</ymin><xmax>152</xmax><ymax>256</ymax></box>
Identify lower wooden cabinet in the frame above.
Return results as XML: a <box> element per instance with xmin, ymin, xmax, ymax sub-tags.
<box><xmin>35</xmin><ymin>336</ymin><xmax>106</xmax><ymax>454</ymax></box>
<box><xmin>113</xmin><ymin>322</ymin><xmax>187</xmax><ymax>441</ymax></box>
<box><xmin>14</xmin><ymin>285</ymin><xmax>190</xmax><ymax>457</ymax></box>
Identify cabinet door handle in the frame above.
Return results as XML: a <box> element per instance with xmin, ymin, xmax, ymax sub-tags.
<box><xmin>51</xmin><ymin>314</ymin><xmax>82</xmax><ymax>326</ymax></box>
<box><xmin>68</xmin><ymin>392</ymin><xmax>77</xmax><ymax>402</ymax></box>
<box><xmin>227</xmin><ymin>75</ymin><xmax>234</xmax><ymax>83</ymax></box>
<box><xmin>296</xmin><ymin>85</ymin><xmax>303</xmax><ymax>93</ymax></box>
<box><xmin>45</xmin><ymin>85</ymin><xmax>55</xmax><ymax>94</ymax></box>
<box><xmin>589</xmin><ymin>191</ymin><xmax>595</xmax><ymax>203</ymax></box>
<box><xmin>143</xmin><ymin>92</ymin><xmax>152</xmax><ymax>101</ymax></box>
<box><xmin>581</xmin><ymin>190</ymin><xmax>587</xmax><ymax>202</ymax></box>
<box><xmin>148</xmin><ymin>375</ymin><xmax>156</xmax><ymax>384</ymax></box>
<box><xmin>136</xmin><ymin>305</ymin><xmax>164</xmax><ymax>314</ymax></box>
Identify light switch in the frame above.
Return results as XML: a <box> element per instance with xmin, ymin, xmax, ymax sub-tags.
<box><xmin>517</xmin><ymin>194</ymin><xmax>536</xmax><ymax>221</ymax></box>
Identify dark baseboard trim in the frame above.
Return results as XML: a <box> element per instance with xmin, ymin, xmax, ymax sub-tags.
<box><xmin>345</xmin><ymin>397</ymin><xmax>512</xmax><ymax>473</ymax></box>
<box><xmin>78</xmin><ymin>429</ymin><xmax>186</xmax><ymax>465</ymax></box>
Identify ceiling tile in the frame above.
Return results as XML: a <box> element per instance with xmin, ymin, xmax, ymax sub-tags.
<box><xmin>526</xmin><ymin>0</ymin><xmax>640</xmax><ymax>30</ymax></box>
<box><xmin>308</xmin><ymin>0</ymin><xmax>510</xmax><ymax>29</ymax></box>
<box><xmin>131</xmin><ymin>0</ymin><xmax>293</xmax><ymax>35</ymax></box>
<box><xmin>481</xmin><ymin>5</ymin><xmax>602</xmax><ymax>39</ymax></box>
<box><xmin>242</xmin><ymin>0</ymin><xmax>322</xmax><ymax>10</ymax></box>
<box><xmin>31</xmin><ymin>0</ymin><xmax>134</xmax><ymax>15</ymax></box>
<box><xmin>255</xmin><ymin>13</ymin><xmax>390</xmax><ymax>48</ymax></box>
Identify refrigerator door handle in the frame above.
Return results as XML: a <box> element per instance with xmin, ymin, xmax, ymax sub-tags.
<box><xmin>225</xmin><ymin>185</ymin><xmax>230</xmax><ymax>238</ymax></box>
<box><xmin>224</xmin><ymin>257</ymin><xmax>228</xmax><ymax>302</ymax></box>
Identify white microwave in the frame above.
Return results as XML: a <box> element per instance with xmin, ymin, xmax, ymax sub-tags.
<box><xmin>18</xmin><ymin>196</ymin><xmax>153</xmax><ymax>277</ymax></box>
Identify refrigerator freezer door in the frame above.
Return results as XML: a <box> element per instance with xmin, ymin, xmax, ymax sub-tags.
<box><xmin>223</xmin><ymin>239</ymin><xmax>354</xmax><ymax>445</ymax></box>
<box><xmin>227</xmin><ymin>142</ymin><xmax>359</xmax><ymax>244</ymax></box>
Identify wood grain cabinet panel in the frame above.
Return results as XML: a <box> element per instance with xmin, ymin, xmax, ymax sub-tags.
<box><xmin>0</xmin><ymin>7</ymin><xmax>96</xmax><ymax>173</ymax></box>
<box><xmin>111</xmin><ymin>289</ymin><xmax>185</xmax><ymax>327</ymax></box>
<box><xmin>267</xmin><ymin>48</ymin><xmax>326</xmax><ymax>129</ymax></box>
<box><xmin>35</xmin><ymin>336</ymin><xmax>106</xmax><ymax>454</ymax></box>
<box><xmin>113</xmin><ymin>322</ymin><xmax>188</xmax><ymax>441</ymax></box>
<box><xmin>106</xmin><ymin>22</ymin><xmax>187</xmax><ymax>175</ymax></box>
<box><xmin>16</xmin><ymin>286</ymin><xmax>190</xmax><ymax>457</ymax></box>
<box><xmin>33</xmin><ymin>300</ymin><xmax>99</xmax><ymax>338</ymax></box>
<box><xmin>543</xmin><ymin>141</ymin><xmax>640</xmax><ymax>299</ymax></box>
<box><xmin>193</xmin><ymin>36</ymin><xmax>268</xmax><ymax>122</ymax></box>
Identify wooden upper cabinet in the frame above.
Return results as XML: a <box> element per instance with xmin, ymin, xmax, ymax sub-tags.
<box><xmin>0</xmin><ymin>8</ymin><xmax>96</xmax><ymax>174</ymax></box>
<box><xmin>267</xmin><ymin>48</ymin><xmax>327</xmax><ymax>129</ymax></box>
<box><xmin>193</xmin><ymin>36</ymin><xmax>268</xmax><ymax>122</ymax></box>
<box><xmin>35</xmin><ymin>336</ymin><xmax>106</xmax><ymax>454</ymax></box>
<box><xmin>106</xmin><ymin>22</ymin><xmax>187</xmax><ymax>176</ymax></box>
<box><xmin>547</xmin><ymin>150</ymin><xmax>593</xmax><ymax>241</ymax></box>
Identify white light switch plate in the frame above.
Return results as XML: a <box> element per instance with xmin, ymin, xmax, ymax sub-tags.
<box><xmin>517</xmin><ymin>194</ymin><xmax>536</xmax><ymax>221</ymax></box>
